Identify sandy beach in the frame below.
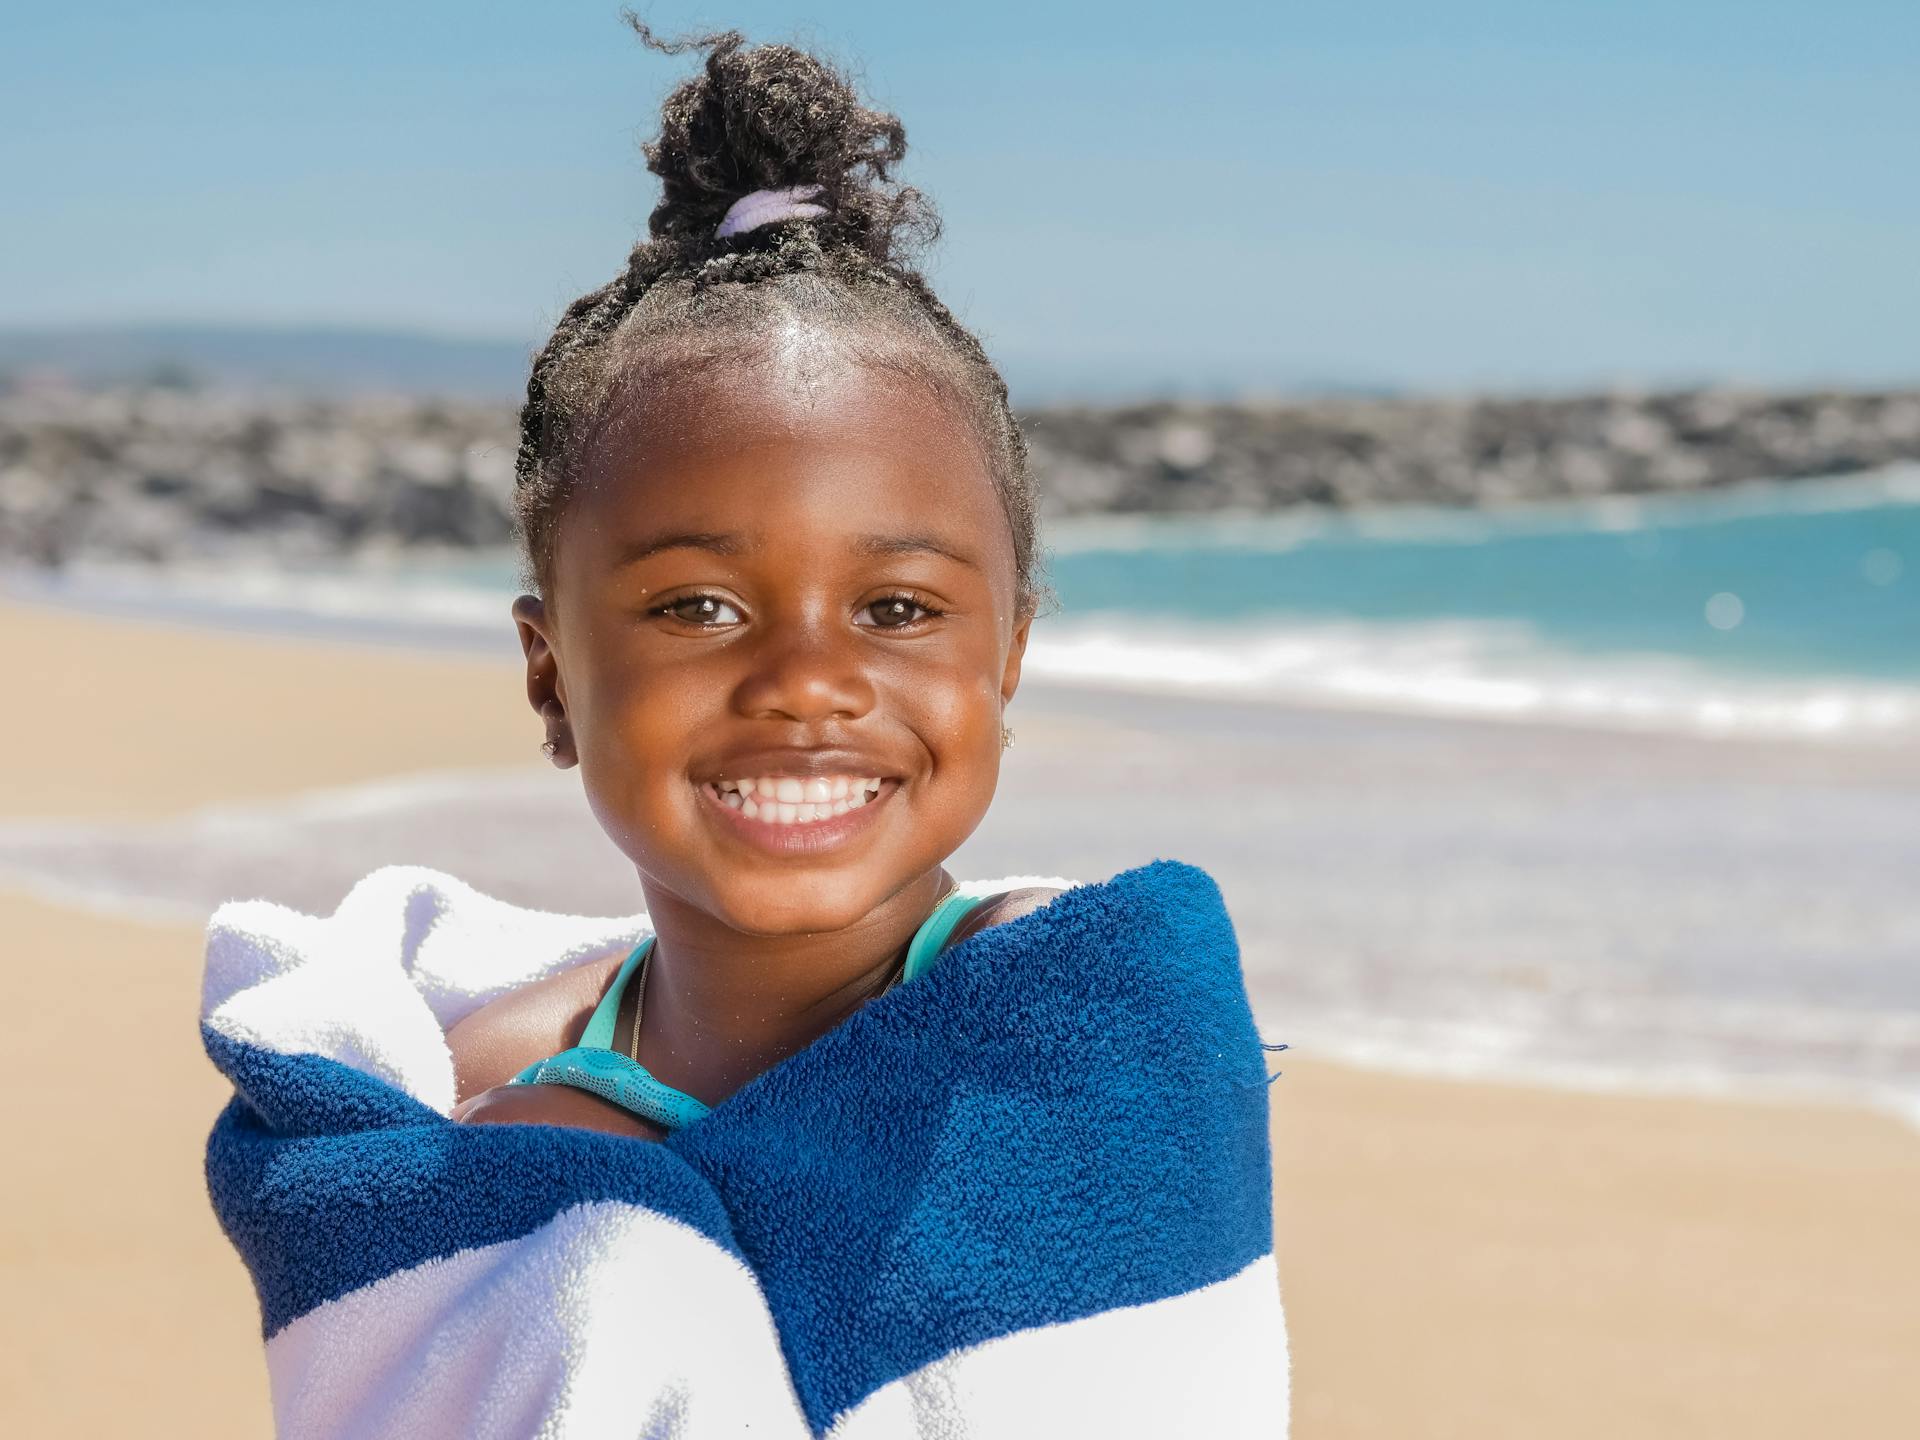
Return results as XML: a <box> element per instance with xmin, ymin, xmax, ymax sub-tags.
<box><xmin>3</xmin><ymin>594</ymin><xmax>1918</xmax><ymax>1438</ymax></box>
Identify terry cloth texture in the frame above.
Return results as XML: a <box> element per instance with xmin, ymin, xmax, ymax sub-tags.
<box><xmin>201</xmin><ymin>861</ymin><xmax>1290</xmax><ymax>1438</ymax></box>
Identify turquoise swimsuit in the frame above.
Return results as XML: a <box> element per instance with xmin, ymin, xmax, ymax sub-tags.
<box><xmin>508</xmin><ymin>887</ymin><xmax>988</xmax><ymax>1132</ymax></box>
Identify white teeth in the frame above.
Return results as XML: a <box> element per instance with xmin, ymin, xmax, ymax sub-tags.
<box><xmin>712</xmin><ymin>776</ymin><xmax>886</xmax><ymax>824</ymax></box>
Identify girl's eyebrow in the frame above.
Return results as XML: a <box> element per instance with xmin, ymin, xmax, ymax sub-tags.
<box><xmin>613</xmin><ymin>531</ymin><xmax>748</xmax><ymax>568</ymax></box>
<box><xmin>612</xmin><ymin>529</ymin><xmax>978</xmax><ymax>571</ymax></box>
<box><xmin>852</xmin><ymin>532</ymin><xmax>980</xmax><ymax>569</ymax></box>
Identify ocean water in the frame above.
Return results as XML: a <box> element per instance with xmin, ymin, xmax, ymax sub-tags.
<box><xmin>25</xmin><ymin>465</ymin><xmax>1917</xmax><ymax>742</ymax></box>
<box><xmin>4</xmin><ymin>467</ymin><xmax>1916</xmax><ymax>1114</ymax></box>
<box><xmin>1030</xmin><ymin>467</ymin><xmax>1919</xmax><ymax>738</ymax></box>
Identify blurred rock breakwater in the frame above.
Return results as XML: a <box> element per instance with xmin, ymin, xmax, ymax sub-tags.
<box><xmin>4</xmin><ymin>382</ymin><xmax>1918</xmax><ymax>564</ymax></box>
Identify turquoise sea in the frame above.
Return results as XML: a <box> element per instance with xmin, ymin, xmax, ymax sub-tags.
<box><xmin>13</xmin><ymin>466</ymin><xmax>1917</xmax><ymax>741</ymax></box>
<box><xmin>1022</xmin><ymin>467</ymin><xmax>1919</xmax><ymax>738</ymax></box>
<box><xmin>1048</xmin><ymin>476</ymin><xmax>1914</xmax><ymax>681</ymax></box>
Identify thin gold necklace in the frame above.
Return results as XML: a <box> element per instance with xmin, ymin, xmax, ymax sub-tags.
<box><xmin>879</xmin><ymin>880</ymin><xmax>958</xmax><ymax>997</ymax></box>
<box><xmin>626</xmin><ymin>942</ymin><xmax>652</xmax><ymax>1063</ymax></box>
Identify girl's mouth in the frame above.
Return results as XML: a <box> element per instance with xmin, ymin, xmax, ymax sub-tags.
<box><xmin>696</xmin><ymin>775</ymin><xmax>899</xmax><ymax>854</ymax></box>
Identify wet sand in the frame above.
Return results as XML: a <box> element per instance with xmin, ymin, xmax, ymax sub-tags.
<box><xmin>3</xmin><ymin>595</ymin><xmax>1918</xmax><ymax>1438</ymax></box>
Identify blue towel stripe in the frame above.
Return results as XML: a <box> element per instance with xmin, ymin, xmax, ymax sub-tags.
<box><xmin>204</xmin><ymin>1033</ymin><xmax>747</xmax><ymax>1338</ymax></box>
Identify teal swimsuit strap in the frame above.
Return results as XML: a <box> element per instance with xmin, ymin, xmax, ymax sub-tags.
<box><xmin>578</xmin><ymin>937</ymin><xmax>652</xmax><ymax>1050</ymax></box>
<box><xmin>508</xmin><ymin>934</ymin><xmax>713</xmax><ymax>1131</ymax></box>
<box><xmin>510</xmin><ymin>889</ymin><xmax>988</xmax><ymax>1131</ymax></box>
<box><xmin>903</xmin><ymin>886</ymin><xmax>988</xmax><ymax>985</ymax></box>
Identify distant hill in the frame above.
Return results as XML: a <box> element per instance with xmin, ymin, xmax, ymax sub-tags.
<box><xmin>0</xmin><ymin>325</ymin><xmax>535</xmax><ymax>398</ymax></box>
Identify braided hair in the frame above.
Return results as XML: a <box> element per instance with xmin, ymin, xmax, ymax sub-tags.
<box><xmin>513</xmin><ymin>19</ymin><xmax>1042</xmax><ymax>613</ymax></box>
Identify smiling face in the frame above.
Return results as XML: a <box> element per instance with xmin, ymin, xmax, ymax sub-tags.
<box><xmin>514</xmin><ymin>347</ymin><xmax>1032</xmax><ymax>937</ymax></box>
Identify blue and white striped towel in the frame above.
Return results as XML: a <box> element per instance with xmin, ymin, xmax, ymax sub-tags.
<box><xmin>201</xmin><ymin>859</ymin><xmax>1289</xmax><ymax>1437</ymax></box>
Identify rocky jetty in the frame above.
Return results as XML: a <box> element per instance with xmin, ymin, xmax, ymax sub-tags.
<box><xmin>3</xmin><ymin>380</ymin><xmax>1918</xmax><ymax>565</ymax></box>
<box><xmin>1023</xmin><ymin>388</ymin><xmax>1920</xmax><ymax>512</ymax></box>
<box><xmin>0</xmin><ymin>386</ymin><xmax>519</xmax><ymax>566</ymax></box>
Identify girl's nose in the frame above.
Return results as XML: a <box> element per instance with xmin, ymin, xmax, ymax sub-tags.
<box><xmin>729</xmin><ymin>617</ymin><xmax>877</xmax><ymax>723</ymax></box>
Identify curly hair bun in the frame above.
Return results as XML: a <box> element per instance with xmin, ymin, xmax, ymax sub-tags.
<box><xmin>630</xmin><ymin>17</ymin><xmax>934</xmax><ymax>264</ymax></box>
<box><xmin>516</xmin><ymin>19</ymin><xmax>1041</xmax><ymax>614</ymax></box>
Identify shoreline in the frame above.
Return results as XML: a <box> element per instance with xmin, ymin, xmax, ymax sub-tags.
<box><xmin>4</xmin><ymin>763</ymin><xmax>1913</xmax><ymax>1130</ymax></box>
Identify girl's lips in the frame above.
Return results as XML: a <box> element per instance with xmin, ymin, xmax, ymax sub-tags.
<box><xmin>695</xmin><ymin>777</ymin><xmax>900</xmax><ymax>856</ymax></box>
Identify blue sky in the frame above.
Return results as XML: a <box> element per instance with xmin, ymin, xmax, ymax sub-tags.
<box><xmin>5</xmin><ymin>1</ymin><xmax>1917</xmax><ymax>396</ymax></box>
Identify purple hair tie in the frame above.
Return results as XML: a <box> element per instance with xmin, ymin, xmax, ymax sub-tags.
<box><xmin>714</xmin><ymin>185</ymin><xmax>829</xmax><ymax>239</ymax></box>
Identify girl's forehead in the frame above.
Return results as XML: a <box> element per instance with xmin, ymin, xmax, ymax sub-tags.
<box><xmin>620</xmin><ymin>347</ymin><xmax>973</xmax><ymax>448</ymax></box>
<box><xmin>591</xmin><ymin>361</ymin><xmax>997</xmax><ymax>519</ymax></box>
<box><xmin>565</xmin><ymin>357</ymin><xmax>1016</xmax><ymax>576</ymax></box>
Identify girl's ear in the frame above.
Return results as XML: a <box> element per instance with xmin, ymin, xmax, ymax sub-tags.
<box><xmin>1000</xmin><ymin>611</ymin><xmax>1034</xmax><ymax>705</ymax></box>
<box><xmin>512</xmin><ymin>594</ymin><xmax>577</xmax><ymax>768</ymax></box>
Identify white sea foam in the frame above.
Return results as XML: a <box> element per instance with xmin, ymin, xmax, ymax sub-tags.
<box><xmin>6</xmin><ymin>560</ymin><xmax>515</xmax><ymax>641</ymax></box>
<box><xmin>11</xmin><ymin>547</ymin><xmax>1916</xmax><ymax>744</ymax></box>
<box><xmin>5</xmin><ymin>761</ymin><xmax>1912</xmax><ymax>1115</ymax></box>
<box><xmin>1024</xmin><ymin>615</ymin><xmax>1920</xmax><ymax>742</ymax></box>
<box><xmin>1275</xmin><ymin>1008</ymin><xmax>1920</xmax><ymax>1130</ymax></box>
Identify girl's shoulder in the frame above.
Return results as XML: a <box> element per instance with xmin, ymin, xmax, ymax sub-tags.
<box><xmin>445</xmin><ymin>945</ymin><xmax>632</xmax><ymax>1104</ymax></box>
<box><xmin>946</xmin><ymin>885</ymin><xmax>1065</xmax><ymax>948</ymax></box>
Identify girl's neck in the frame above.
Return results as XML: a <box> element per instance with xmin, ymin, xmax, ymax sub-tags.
<box><xmin>632</xmin><ymin>868</ymin><xmax>954</xmax><ymax>1105</ymax></box>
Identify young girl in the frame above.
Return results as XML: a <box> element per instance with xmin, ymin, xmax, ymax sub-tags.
<box><xmin>203</xmin><ymin>24</ymin><xmax>1287</xmax><ymax>1437</ymax></box>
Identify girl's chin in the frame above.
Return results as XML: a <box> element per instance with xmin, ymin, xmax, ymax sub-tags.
<box><xmin>699</xmin><ymin>874</ymin><xmax>898</xmax><ymax>938</ymax></box>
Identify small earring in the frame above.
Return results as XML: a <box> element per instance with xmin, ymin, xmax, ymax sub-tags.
<box><xmin>1000</xmin><ymin>724</ymin><xmax>1015</xmax><ymax>751</ymax></box>
<box><xmin>540</xmin><ymin>738</ymin><xmax>559</xmax><ymax>758</ymax></box>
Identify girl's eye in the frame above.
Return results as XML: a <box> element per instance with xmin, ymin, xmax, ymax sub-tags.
<box><xmin>655</xmin><ymin>595</ymin><xmax>742</xmax><ymax>626</ymax></box>
<box><xmin>860</xmin><ymin>595</ymin><xmax>940</xmax><ymax>629</ymax></box>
